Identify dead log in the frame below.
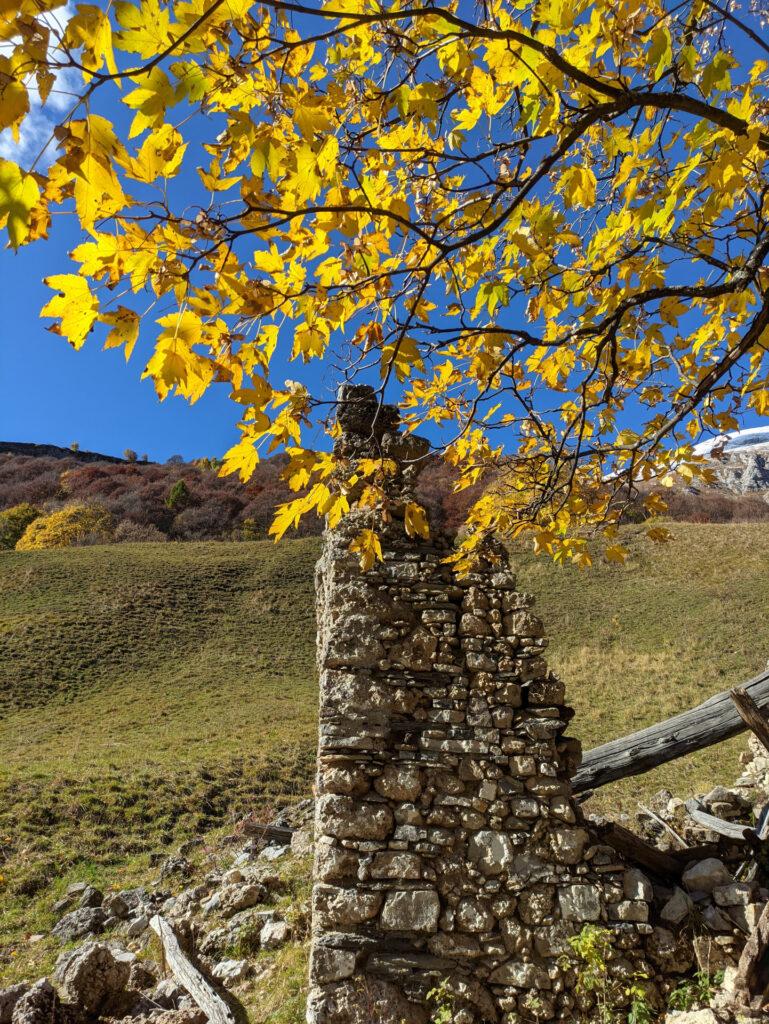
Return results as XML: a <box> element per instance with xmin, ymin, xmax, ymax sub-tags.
<box><xmin>149</xmin><ymin>915</ymin><xmax>237</xmax><ymax>1024</ymax></box>
<box><xmin>573</xmin><ymin>666</ymin><xmax>769</xmax><ymax>793</ymax></box>
<box><xmin>235</xmin><ymin>822</ymin><xmax>294</xmax><ymax>845</ymax></box>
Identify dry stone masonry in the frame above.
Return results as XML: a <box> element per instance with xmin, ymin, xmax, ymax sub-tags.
<box><xmin>307</xmin><ymin>385</ymin><xmax>654</xmax><ymax>1024</ymax></box>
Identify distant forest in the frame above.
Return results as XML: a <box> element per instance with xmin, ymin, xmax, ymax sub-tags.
<box><xmin>1</xmin><ymin>444</ymin><xmax>767</xmax><ymax>549</ymax></box>
<box><xmin>0</xmin><ymin>447</ymin><xmax>476</xmax><ymax>545</ymax></box>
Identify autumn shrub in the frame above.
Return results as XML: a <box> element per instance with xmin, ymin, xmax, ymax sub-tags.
<box><xmin>16</xmin><ymin>503</ymin><xmax>114</xmax><ymax>550</ymax></box>
<box><xmin>113</xmin><ymin>519</ymin><xmax>168</xmax><ymax>543</ymax></box>
<box><xmin>170</xmin><ymin>501</ymin><xmax>234</xmax><ymax>540</ymax></box>
<box><xmin>0</xmin><ymin>503</ymin><xmax>41</xmax><ymax>549</ymax></box>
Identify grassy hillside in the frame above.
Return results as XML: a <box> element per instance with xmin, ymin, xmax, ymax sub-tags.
<box><xmin>1</xmin><ymin>524</ymin><xmax>768</xmax><ymax>983</ymax></box>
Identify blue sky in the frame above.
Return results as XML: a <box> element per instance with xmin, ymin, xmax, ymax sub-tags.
<box><xmin>1</xmin><ymin>227</ymin><xmax>249</xmax><ymax>461</ymax></box>
<box><xmin>1</xmin><ymin>7</ymin><xmax>766</xmax><ymax>463</ymax></box>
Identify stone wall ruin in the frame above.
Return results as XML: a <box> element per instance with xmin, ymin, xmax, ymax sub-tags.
<box><xmin>307</xmin><ymin>385</ymin><xmax>655</xmax><ymax>1024</ymax></box>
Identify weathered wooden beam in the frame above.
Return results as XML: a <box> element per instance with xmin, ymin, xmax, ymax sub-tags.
<box><xmin>573</xmin><ymin>667</ymin><xmax>769</xmax><ymax>793</ymax></box>
<box><xmin>684</xmin><ymin>799</ymin><xmax>757</xmax><ymax>844</ymax></box>
<box><xmin>590</xmin><ymin>820</ymin><xmax>682</xmax><ymax>879</ymax></box>
<box><xmin>150</xmin><ymin>915</ymin><xmax>237</xmax><ymax>1024</ymax></box>
<box><xmin>731</xmin><ymin>687</ymin><xmax>769</xmax><ymax>755</ymax></box>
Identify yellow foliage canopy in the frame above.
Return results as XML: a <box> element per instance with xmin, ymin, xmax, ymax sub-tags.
<box><xmin>1</xmin><ymin>0</ymin><xmax>769</xmax><ymax>563</ymax></box>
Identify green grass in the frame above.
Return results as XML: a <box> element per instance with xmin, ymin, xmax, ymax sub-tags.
<box><xmin>1</xmin><ymin>524</ymin><xmax>768</xmax><ymax>989</ymax></box>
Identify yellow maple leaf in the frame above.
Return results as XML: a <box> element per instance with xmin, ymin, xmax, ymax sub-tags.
<box><xmin>41</xmin><ymin>274</ymin><xmax>99</xmax><ymax>349</ymax></box>
<box><xmin>348</xmin><ymin>528</ymin><xmax>383</xmax><ymax>571</ymax></box>
<box><xmin>100</xmin><ymin>306</ymin><xmax>140</xmax><ymax>360</ymax></box>
<box><xmin>0</xmin><ymin>159</ymin><xmax>39</xmax><ymax>248</ymax></box>
<box><xmin>284</xmin><ymin>143</ymin><xmax>322</xmax><ymax>203</ymax></box>
<box><xmin>404</xmin><ymin>501</ymin><xmax>430</xmax><ymax>539</ymax></box>
<box><xmin>604</xmin><ymin>544</ymin><xmax>629</xmax><ymax>565</ymax></box>
<box><xmin>127</xmin><ymin>124</ymin><xmax>186</xmax><ymax>182</ymax></box>
<box><xmin>65</xmin><ymin>5</ymin><xmax>118</xmax><ymax>78</ymax></box>
<box><xmin>220</xmin><ymin>436</ymin><xmax>260</xmax><ymax>482</ymax></box>
<box><xmin>0</xmin><ymin>55</ymin><xmax>28</xmax><ymax>138</ymax></box>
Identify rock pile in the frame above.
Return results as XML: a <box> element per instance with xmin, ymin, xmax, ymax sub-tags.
<box><xmin>0</xmin><ymin>804</ymin><xmax>313</xmax><ymax>1024</ymax></box>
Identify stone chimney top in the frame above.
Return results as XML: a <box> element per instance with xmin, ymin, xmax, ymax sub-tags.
<box><xmin>333</xmin><ymin>383</ymin><xmax>430</xmax><ymax>491</ymax></box>
<box><xmin>335</xmin><ymin>384</ymin><xmax>400</xmax><ymax>442</ymax></box>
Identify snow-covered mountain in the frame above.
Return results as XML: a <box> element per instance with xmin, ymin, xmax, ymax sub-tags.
<box><xmin>693</xmin><ymin>427</ymin><xmax>769</xmax><ymax>494</ymax></box>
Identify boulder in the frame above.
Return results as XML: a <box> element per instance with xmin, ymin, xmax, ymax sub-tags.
<box><xmin>77</xmin><ymin>887</ymin><xmax>103</xmax><ymax>910</ymax></box>
<box><xmin>682</xmin><ymin>858</ymin><xmax>733</xmax><ymax>894</ymax></box>
<box><xmin>150</xmin><ymin>979</ymin><xmax>187</xmax><ymax>1010</ymax></box>
<box><xmin>122</xmin><ymin>914</ymin><xmax>150</xmax><ymax>937</ymax></box>
<box><xmin>259</xmin><ymin>845</ymin><xmax>289</xmax><ymax>863</ymax></box>
<box><xmin>0</xmin><ymin>985</ymin><xmax>29</xmax><ymax>1024</ymax></box>
<box><xmin>54</xmin><ymin>942</ymin><xmax>132</xmax><ymax>1015</ymax></box>
<box><xmin>53</xmin><ymin>883</ymin><xmax>89</xmax><ymax>915</ymax></box>
<box><xmin>211</xmin><ymin>959</ymin><xmax>251</xmax><ymax>986</ymax></box>
<box><xmin>218</xmin><ymin>883</ymin><xmax>266</xmax><ymax>917</ymax></box>
<box><xmin>101</xmin><ymin>894</ymin><xmax>129</xmax><ymax>920</ymax></box>
<box><xmin>260</xmin><ymin>919</ymin><xmax>291</xmax><ymax>950</ymax></box>
<box><xmin>51</xmin><ymin>907</ymin><xmax>107</xmax><ymax>944</ymax></box>
<box><xmin>661</xmin><ymin>888</ymin><xmax>694</xmax><ymax>926</ymax></box>
<box><xmin>131</xmin><ymin>1011</ymin><xmax>205</xmax><ymax>1024</ymax></box>
<box><xmin>11</xmin><ymin>981</ymin><xmax>63</xmax><ymax>1024</ymax></box>
<box><xmin>127</xmin><ymin>962</ymin><xmax>157</xmax><ymax>991</ymax></box>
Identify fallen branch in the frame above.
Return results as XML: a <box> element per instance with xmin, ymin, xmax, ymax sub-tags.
<box><xmin>150</xmin><ymin>915</ymin><xmax>236</xmax><ymax>1024</ymax></box>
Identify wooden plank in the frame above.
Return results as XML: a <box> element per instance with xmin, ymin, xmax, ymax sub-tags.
<box><xmin>684</xmin><ymin>799</ymin><xmax>756</xmax><ymax>842</ymax></box>
<box><xmin>591</xmin><ymin>820</ymin><xmax>681</xmax><ymax>879</ymax></box>
<box><xmin>731</xmin><ymin>687</ymin><xmax>769</xmax><ymax>755</ymax></box>
<box><xmin>149</xmin><ymin>915</ymin><xmax>236</xmax><ymax>1024</ymax></box>
<box><xmin>237</xmin><ymin>822</ymin><xmax>294</xmax><ymax>845</ymax></box>
<box><xmin>573</xmin><ymin>667</ymin><xmax>769</xmax><ymax>793</ymax></box>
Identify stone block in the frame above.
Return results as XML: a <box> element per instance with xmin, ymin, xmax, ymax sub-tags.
<box><xmin>316</xmin><ymin>795</ymin><xmax>394</xmax><ymax>841</ymax></box>
<box><xmin>369</xmin><ymin>852</ymin><xmax>422</xmax><ymax>880</ymax></box>
<box><xmin>380</xmin><ymin>890</ymin><xmax>440</xmax><ymax>933</ymax></box>
<box><xmin>558</xmin><ymin>884</ymin><xmax>602</xmax><ymax>922</ymax></box>
<box><xmin>467</xmin><ymin>831</ymin><xmax>515</xmax><ymax>876</ymax></box>
<box><xmin>314</xmin><ymin>885</ymin><xmax>384</xmax><ymax>928</ymax></box>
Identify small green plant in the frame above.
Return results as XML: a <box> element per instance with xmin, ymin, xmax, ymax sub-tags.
<box><xmin>521</xmin><ymin>992</ymin><xmax>547</xmax><ymax>1020</ymax></box>
<box><xmin>567</xmin><ymin>925</ymin><xmax>653</xmax><ymax>1024</ymax></box>
<box><xmin>426</xmin><ymin>980</ymin><xmax>455</xmax><ymax>1024</ymax></box>
<box><xmin>625</xmin><ymin>980</ymin><xmax>653</xmax><ymax>1024</ymax></box>
<box><xmin>166</xmin><ymin>479</ymin><xmax>192</xmax><ymax>511</ymax></box>
<box><xmin>668</xmin><ymin>969</ymin><xmax>724</xmax><ymax>1012</ymax></box>
<box><xmin>567</xmin><ymin>925</ymin><xmax>614</xmax><ymax>1023</ymax></box>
